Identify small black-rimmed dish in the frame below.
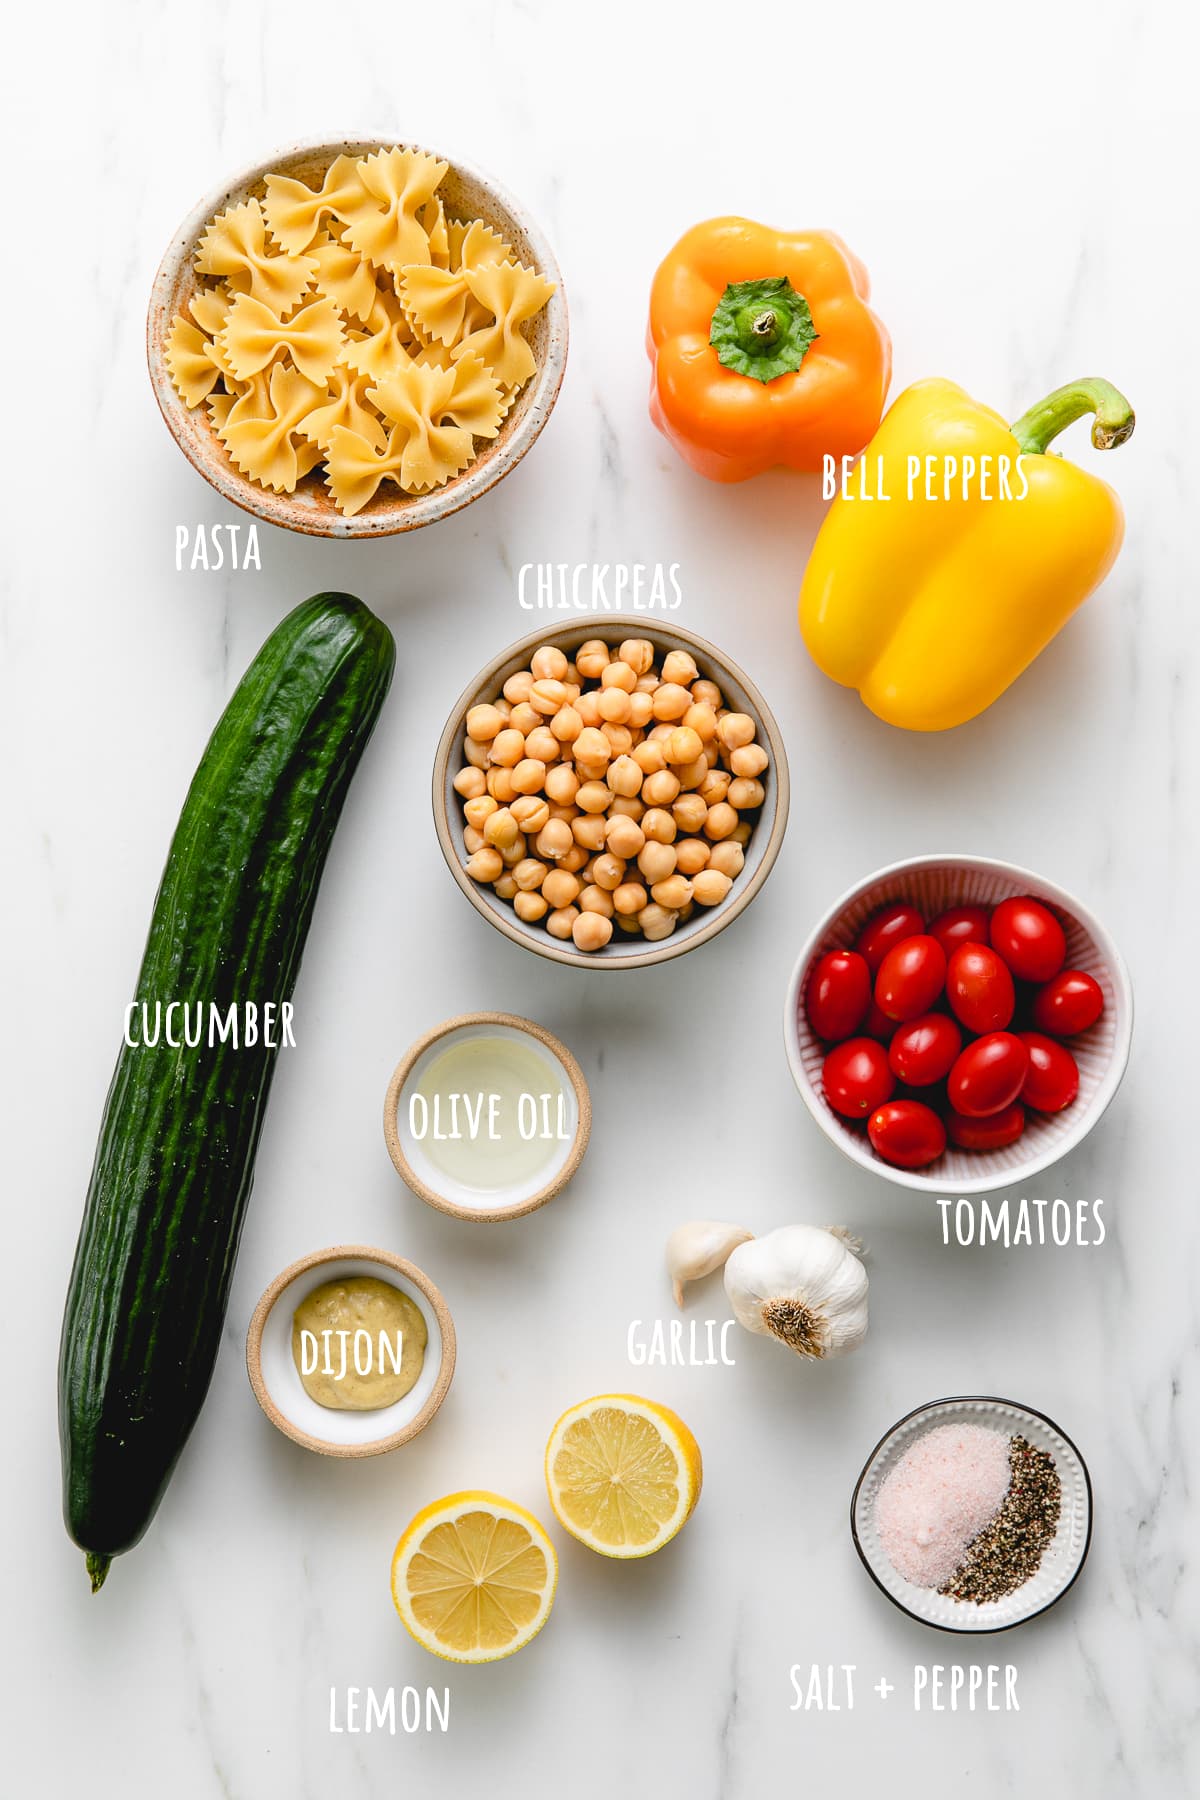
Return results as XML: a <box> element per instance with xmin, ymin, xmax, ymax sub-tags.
<box><xmin>850</xmin><ymin>1395</ymin><xmax>1092</xmax><ymax>1633</ymax></box>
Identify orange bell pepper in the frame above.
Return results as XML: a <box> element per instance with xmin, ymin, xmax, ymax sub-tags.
<box><xmin>647</xmin><ymin>217</ymin><xmax>891</xmax><ymax>483</ymax></box>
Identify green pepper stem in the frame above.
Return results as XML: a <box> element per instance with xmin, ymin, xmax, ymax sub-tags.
<box><xmin>86</xmin><ymin>1551</ymin><xmax>111</xmax><ymax>1593</ymax></box>
<box><xmin>1011</xmin><ymin>378</ymin><xmax>1135</xmax><ymax>455</ymax></box>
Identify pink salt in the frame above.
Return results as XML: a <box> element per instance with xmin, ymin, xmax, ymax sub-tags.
<box><xmin>875</xmin><ymin>1424</ymin><xmax>1010</xmax><ymax>1590</ymax></box>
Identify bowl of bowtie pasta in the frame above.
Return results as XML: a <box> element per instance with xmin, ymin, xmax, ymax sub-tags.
<box><xmin>148</xmin><ymin>138</ymin><xmax>568</xmax><ymax>536</ymax></box>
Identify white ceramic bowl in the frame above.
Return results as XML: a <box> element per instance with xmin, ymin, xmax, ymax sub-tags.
<box><xmin>784</xmin><ymin>854</ymin><xmax>1133</xmax><ymax>1193</ymax></box>
<box><xmin>147</xmin><ymin>136</ymin><xmax>567</xmax><ymax>537</ymax></box>
<box><xmin>246</xmin><ymin>1246</ymin><xmax>455</xmax><ymax>1456</ymax></box>
<box><xmin>851</xmin><ymin>1395</ymin><xmax>1092</xmax><ymax>1633</ymax></box>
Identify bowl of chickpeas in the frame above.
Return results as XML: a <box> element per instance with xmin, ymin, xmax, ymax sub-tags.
<box><xmin>432</xmin><ymin>618</ymin><xmax>790</xmax><ymax>967</ymax></box>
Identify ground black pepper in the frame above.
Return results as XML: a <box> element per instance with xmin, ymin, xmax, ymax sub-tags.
<box><xmin>939</xmin><ymin>1435</ymin><xmax>1061</xmax><ymax>1604</ymax></box>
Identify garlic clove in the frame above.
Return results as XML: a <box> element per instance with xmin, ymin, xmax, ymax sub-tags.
<box><xmin>665</xmin><ymin>1220</ymin><xmax>754</xmax><ymax>1308</ymax></box>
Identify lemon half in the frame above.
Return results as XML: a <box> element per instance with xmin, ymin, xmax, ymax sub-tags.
<box><xmin>545</xmin><ymin>1394</ymin><xmax>702</xmax><ymax>1559</ymax></box>
<box><xmin>391</xmin><ymin>1491</ymin><xmax>558</xmax><ymax>1663</ymax></box>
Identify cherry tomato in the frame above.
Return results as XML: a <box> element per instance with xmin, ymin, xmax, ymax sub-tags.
<box><xmin>947</xmin><ymin>1103</ymin><xmax>1027</xmax><ymax>1151</ymax></box>
<box><xmin>868</xmin><ymin>1099</ymin><xmax>946</xmax><ymax>1169</ymax></box>
<box><xmin>856</xmin><ymin>902</ymin><xmax>926</xmax><ymax>974</ymax></box>
<box><xmin>1019</xmin><ymin>1032</ymin><xmax>1080</xmax><ymax>1112</ymax></box>
<box><xmin>875</xmin><ymin>935</ymin><xmax>947</xmax><ymax>1022</ymax></box>
<box><xmin>805</xmin><ymin>950</ymin><xmax>872</xmax><ymax>1042</ymax></box>
<box><xmin>1031</xmin><ymin>969</ymin><xmax>1104</xmax><ymax>1037</ymax></box>
<box><xmin>990</xmin><ymin>896</ymin><xmax>1067</xmax><ymax>983</ymax></box>
<box><xmin>862</xmin><ymin>999</ymin><xmax>899</xmax><ymax>1042</ymax></box>
<box><xmin>928</xmin><ymin>904</ymin><xmax>991</xmax><ymax>958</ymax></box>
<box><xmin>888</xmin><ymin>1013</ymin><xmax>962</xmax><ymax>1086</ymax></box>
<box><xmin>946</xmin><ymin>943</ymin><xmax>1016</xmax><ymax>1034</ymax></box>
<box><xmin>947</xmin><ymin>1032</ymin><xmax>1030</xmax><ymax>1118</ymax></box>
<box><xmin>822</xmin><ymin>1037</ymin><xmax>895</xmax><ymax>1119</ymax></box>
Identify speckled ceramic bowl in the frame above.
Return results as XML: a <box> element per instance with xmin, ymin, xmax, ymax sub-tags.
<box><xmin>147</xmin><ymin>136</ymin><xmax>567</xmax><ymax>537</ymax></box>
<box><xmin>784</xmin><ymin>854</ymin><xmax>1132</xmax><ymax>1193</ymax></box>
<box><xmin>851</xmin><ymin>1396</ymin><xmax>1092</xmax><ymax>1633</ymax></box>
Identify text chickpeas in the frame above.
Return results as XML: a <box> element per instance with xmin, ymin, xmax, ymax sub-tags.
<box><xmin>456</xmin><ymin>641</ymin><xmax>770</xmax><ymax>951</ymax></box>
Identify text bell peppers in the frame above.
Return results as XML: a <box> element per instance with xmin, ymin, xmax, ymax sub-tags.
<box><xmin>647</xmin><ymin>217</ymin><xmax>891</xmax><ymax>482</ymax></box>
<box><xmin>798</xmin><ymin>376</ymin><xmax>1135</xmax><ymax>731</ymax></box>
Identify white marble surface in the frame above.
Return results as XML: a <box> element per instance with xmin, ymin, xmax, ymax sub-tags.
<box><xmin>5</xmin><ymin>1</ymin><xmax>1198</xmax><ymax>1795</ymax></box>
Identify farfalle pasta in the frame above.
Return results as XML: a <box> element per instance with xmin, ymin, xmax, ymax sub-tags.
<box><xmin>166</xmin><ymin>145</ymin><xmax>556</xmax><ymax>515</ymax></box>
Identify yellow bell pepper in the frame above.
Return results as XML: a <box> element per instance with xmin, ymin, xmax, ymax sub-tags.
<box><xmin>799</xmin><ymin>376</ymin><xmax>1134</xmax><ymax>731</ymax></box>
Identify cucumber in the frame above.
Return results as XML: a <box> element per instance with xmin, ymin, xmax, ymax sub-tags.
<box><xmin>58</xmin><ymin>593</ymin><xmax>395</xmax><ymax>1589</ymax></box>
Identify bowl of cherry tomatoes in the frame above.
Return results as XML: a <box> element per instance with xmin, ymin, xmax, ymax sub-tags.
<box><xmin>784</xmin><ymin>855</ymin><xmax>1133</xmax><ymax>1193</ymax></box>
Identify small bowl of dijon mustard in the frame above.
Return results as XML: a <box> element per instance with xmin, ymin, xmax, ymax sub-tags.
<box><xmin>246</xmin><ymin>1245</ymin><xmax>456</xmax><ymax>1457</ymax></box>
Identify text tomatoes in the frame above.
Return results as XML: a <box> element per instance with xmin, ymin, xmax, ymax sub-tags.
<box><xmin>946</xmin><ymin>1103</ymin><xmax>1027</xmax><ymax>1151</ymax></box>
<box><xmin>990</xmin><ymin>896</ymin><xmax>1067</xmax><ymax>983</ymax></box>
<box><xmin>888</xmin><ymin>1013</ymin><xmax>962</xmax><ymax>1086</ymax></box>
<box><xmin>868</xmin><ymin>1099</ymin><xmax>946</xmax><ymax>1169</ymax></box>
<box><xmin>946</xmin><ymin>943</ymin><xmax>1016</xmax><ymax>1034</ymax></box>
<box><xmin>928</xmin><ymin>904</ymin><xmax>991</xmax><ymax>958</ymax></box>
<box><xmin>822</xmin><ymin>1037</ymin><xmax>895</xmax><ymax>1118</ymax></box>
<box><xmin>1031</xmin><ymin>969</ymin><xmax>1104</xmax><ymax>1037</ymax></box>
<box><xmin>875</xmin><ymin>935</ymin><xmax>946</xmax><ymax>1022</ymax></box>
<box><xmin>856</xmin><ymin>903</ymin><xmax>925</xmax><ymax>973</ymax></box>
<box><xmin>947</xmin><ymin>1032</ymin><xmax>1030</xmax><ymax>1118</ymax></box>
<box><xmin>805</xmin><ymin>949</ymin><xmax>872</xmax><ymax>1042</ymax></box>
<box><xmin>1019</xmin><ymin>1032</ymin><xmax>1080</xmax><ymax>1112</ymax></box>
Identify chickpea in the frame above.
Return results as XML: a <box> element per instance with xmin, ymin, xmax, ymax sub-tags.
<box><xmin>628</xmin><ymin>691</ymin><xmax>655</xmax><ymax>730</ymax></box>
<box><xmin>466</xmin><ymin>703</ymin><xmax>505</xmax><ymax>742</ymax></box>
<box><xmin>717</xmin><ymin>711</ymin><xmax>756</xmax><ymax>751</ymax></box>
<box><xmin>500</xmin><ymin>833</ymin><xmax>528</xmax><ymax>866</ymax></box>
<box><xmin>612</xmin><ymin>880</ymin><xmax>648</xmax><ymax>915</ymax></box>
<box><xmin>607</xmin><ymin>754</ymin><xmax>643</xmax><ymax>798</ymax></box>
<box><xmin>572</xmin><ymin>911</ymin><xmax>613</xmax><ymax>952</ymax></box>
<box><xmin>514</xmin><ymin>890</ymin><xmax>549</xmax><ymax>923</ymax></box>
<box><xmin>575</xmin><ymin>690</ymin><xmax>602</xmax><ymax>727</ymax></box>
<box><xmin>544</xmin><ymin>764</ymin><xmax>579</xmax><ymax>806</ymax></box>
<box><xmin>536</xmin><ymin>819</ymin><xmax>574</xmax><ymax>861</ymax></box>
<box><xmin>598</xmin><ymin>685</ymin><xmax>632</xmax><ymax>725</ymax></box>
<box><xmin>651</xmin><ymin>683</ymin><xmax>692</xmax><ymax>722</ymax></box>
<box><xmin>560</xmin><ymin>844</ymin><xmax>590</xmax><ymax>873</ymax></box>
<box><xmin>704</xmin><ymin>802</ymin><xmax>739</xmax><ymax>841</ymax></box>
<box><xmin>523</xmin><ymin>727</ymin><xmax>560</xmax><ymax>764</ymax></box>
<box><xmin>661</xmin><ymin>649</ymin><xmax>699</xmax><ymax>686</ymax></box>
<box><xmin>464</xmin><ymin>737</ymin><xmax>489</xmax><ymax>770</ymax></box>
<box><xmin>614</xmin><ymin>911</ymin><xmax>641</xmax><ymax>934</ymax></box>
<box><xmin>575</xmin><ymin>640</ymin><xmax>610</xmax><ymax>679</ymax></box>
<box><xmin>506</xmin><ymin>705</ymin><xmax>538</xmax><ymax>740</ymax></box>
<box><xmin>541</xmin><ymin>869</ymin><xmax>581</xmax><ymax>909</ymax></box>
<box><xmin>572</xmin><ymin>812</ymin><xmax>607</xmax><ymax>850</ymax></box>
<box><xmin>648</xmin><ymin>721</ymin><xmax>675</xmax><ymax>744</ymax></box>
<box><xmin>488</xmin><ymin>728</ymin><xmax>525</xmax><ymax>768</ymax></box>
<box><xmin>511</xmin><ymin>758</ymin><xmax>548</xmax><ymax>796</ymax></box>
<box><xmin>493</xmin><ymin>696</ymin><xmax>513</xmax><ymax>721</ymax></box>
<box><xmin>503</xmin><ymin>670</ymin><xmax>534</xmax><ymax>704</ymax></box>
<box><xmin>551</xmin><ymin>705</ymin><xmax>583</xmax><ymax>743</ymax></box>
<box><xmin>511</xmin><ymin>795</ymin><xmax>550</xmax><ymax>834</ymax></box>
<box><xmin>732</xmin><ymin>820</ymin><xmax>753</xmax><ymax>846</ymax></box>
<box><xmin>635</xmin><ymin>670</ymin><xmax>660</xmax><ymax>693</ymax></box>
<box><xmin>675</xmin><ymin>837</ymin><xmax>711</xmax><ymax>875</ymax></box>
<box><xmin>618</xmin><ymin>638</ymin><xmax>655</xmax><ymax>674</ymax></box>
<box><xmin>609</xmin><ymin>794</ymin><xmax>645</xmax><ymax>821</ymax></box>
<box><xmin>637</xmin><ymin>902</ymin><xmax>678</xmax><ymax>942</ymax></box>
<box><xmin>641</xmin><ymin>807</ymin><xmax>677</xmax><ymax>845</ymax></box>
<box><xmin>576</xmin><ymin>780</ymin><xmax>612</xmax><ymax>815</ymax></box>
<box><xmin>547</xmin><ymin>802</ymin><xmax>577</xmax><ymax>822</ymax></box>
<box><xmin>691</xmin><ymin>678</ymin><xmax>723</xmax><ymax>710</ymax></box>
<box><xmin>487</xmin><ymin>768</ymin><xmax>517</xmax><ymax>803</ymax></box>
<box><xmin>600</xmin><ymin>660</ymin><xmax>637</xmax><ymax>694</ymax></box>
<box><xmin>573</xmin><ymin>726</ymin><xmax>611</xmax><ymax>765</ymax></box>
<box><xmin>693</xmin><ymin>869</ymin><xmax>733</xmax><ymax>907</ymax></box>
<box><xmin>638</xmin><ymin>840</ymin><xmax>678</xmax><ymax>885</ymax></box>
<box><xmin>651</xmin><ymin>873</ymin><xmax>692</xmax><ymax>910</ymax></box>
<box><xmin>728</xmin><ymin>777</ymin><xmax>766</xmax><ymax>811</ymax></box>
<box><xmin>494</xmin><ymin>873</ymin><xmax>518</xmax><ymax>901</ymax></box>
<box><xmin>464</xmin><ymin>794</ymin><xmax>499</xmax><ymax>830</ymax></box>
<box><xmin>574</xmin><ymin>758</ymin><xmax>610</xmax><ymax>784</ymax></box>
<box><xmin>531</xmin><ymin>645</ymin><xmax>569</xmax><ymax>682</ymax></box>
<box><xmin>465</xmin><ymin>847</ymin><xmax>503</xmax><ymax>882</ymax></box>
<box><xmin>730</xmin><ymin>743</ymin><xmax>769</xmax><ymax>778</ymax></box>
<box><xmin>463</xmin><ymin>826</ymin><xmax>485</xmax><ymax>853</ymax></box>
<box><xmin>699</xmin><ymin>769</ymin><xmax>731</xmax><ymax>805</ymax></box>
<box><xmin>578</xmin><ymin>884</ymin><xmax>615</xmax><ymax>918</ymax></box>
<box><xmin>642</xmin><ymin>769</ymin><xmax>682</xmax><ymax>807</ymax></box>
<box><xmin>546</xmin><ymin>904</ymin><xmax>580</xmax><ymax>940</ymax></box>
<box><xmin>453</xmin><ymin>766</ymin><xmax>486</xmax><ymax>800</ymax></box>
<box><xmin>672</xmin><ymin>793</ymin><xmax>708</xmax><ymax>834</ymax></box>
<box><xmin>708</xmin><ymin>841</ymin><xmax>745</xmax><ymax>878</ymax></box>
<box><xmin>633</xmin><ymin>739</ymin><xmax>666</xmax><ymax>776</ymax></box>
<box><xmin>606</xmin><ymin>814</ymin><xmax>645</xmax><ymax>859</ymax></box>
<box><xmin>667</xmin><ymin>725</ymin><xmax>703</xmax><ymax>766</ymax></box>
<box><xmin>683</xmin><ymin>702</ymin><xmax>718</xmax><ymax>742</ymax></box>
<box><xmin>601</xmin><ymin>722</ymin><xmax>634</xmax><ymax>757</ymax></box>
<box><xmin>512</xmin><ymin>857</ymin><xmax>547</xmax><ymax>892</ymax></box>
<box><xmin>530</xmin><ymin>679</ymin><xmax>568</xmax><ymax>715</ymax></box>
<box><xmin>484</xmin><ymin>807</ymin><xmax>520</xmax><ymax>850</ymax></box>
<box><xmin>674</xmin><ymin>756</ymin><xmax>709</xmax><ymax>791</ymax></box>
<box><xmin>592</xmin><ymin>853</ymin><xmax>626</xmax><ymax>891</ymax></box>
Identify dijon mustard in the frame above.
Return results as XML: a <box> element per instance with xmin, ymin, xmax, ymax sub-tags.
<box><xmin>292</xmin><ymin>1276</ymin><xmax>426</xmax><ymax>1410</ymax></box>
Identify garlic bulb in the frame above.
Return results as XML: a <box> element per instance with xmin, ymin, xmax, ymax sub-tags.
<box><xmin>666</xmin><ymin>1221</ymin><xmax>754</xmax><ymax>1307</ymax></box>
<box><xmin>723</xmin><ymin>1225</ymin><xmax>868</xmax><ymax>1359</ymax></box>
